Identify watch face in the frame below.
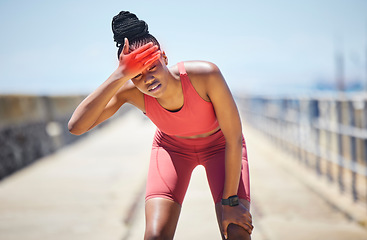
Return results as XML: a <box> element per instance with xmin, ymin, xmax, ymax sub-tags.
<box><xmin>229</xmin><ymin>196</ymin><xmax>239</xmax><ymax>206</ymax></box>
<box><xmin>221</xmin><ymin>195</ymin><xmax>239</xmax><ymax>206</ymax></box>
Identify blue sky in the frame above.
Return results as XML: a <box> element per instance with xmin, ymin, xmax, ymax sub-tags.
<box><xmin>0</xmin><ymin>0</ymin><xmax>366</xmax><ymax>95</ymax></box>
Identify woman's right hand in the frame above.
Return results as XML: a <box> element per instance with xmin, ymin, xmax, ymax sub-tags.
<box><xmin>115</xmin><ymin>38</ymin><xmax>161</xmax><ymax>80</ymax></box>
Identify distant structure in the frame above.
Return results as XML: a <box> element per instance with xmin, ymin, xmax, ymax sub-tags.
<box><xmin>335</xmin><ymin>50</ymin><xmax>345</xmax><ymax>92</ymax></box>
<box><xmin>334</xmin><ymin>36</ymin><xmax>345</xmax><ymax>92</ymax></box>
<box><xmin>365</xmin><ymin>23</ymin><xmax>367</xmax><ymax>91</ymax></box>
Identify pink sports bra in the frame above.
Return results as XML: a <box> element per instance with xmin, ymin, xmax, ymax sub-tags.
<box><xmin>144</xmin><ymin>62</ymin><xmax>219</xmax><ymax>136</ymax></box>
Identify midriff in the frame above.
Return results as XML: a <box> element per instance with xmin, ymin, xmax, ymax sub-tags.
<box><xmin>175</xmin><ymin>126</ymin><xmax>221</xmax><ymax>139</ymax></box>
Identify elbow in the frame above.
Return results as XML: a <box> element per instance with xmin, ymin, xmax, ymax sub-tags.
<box><xmin>235</xmin><ymin>135</ymin><xmax>244</xmax><ymax>147</ymax></box>
<box><xmin>68</xmin><ymin>120</ymin><xmax>85</xmax><ymax>136</ymax></box>
<box><xmin>225</xmin><ymin>134</ymin><xmax>243</xmax><ymax>147</ymax></box>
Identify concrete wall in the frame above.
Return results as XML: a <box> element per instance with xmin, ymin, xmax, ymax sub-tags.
<box><xmin>0</xmin><ymin>95</ymin><xmax>95</xmax><ymax>180</ymax></box>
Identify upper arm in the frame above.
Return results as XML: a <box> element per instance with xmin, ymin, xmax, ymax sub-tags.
<box><xmin>87</xmin><ymin>82</ymin><xmax>139</xmax><ymax>131</ymax></box>
<box><xmin>205</xmin><ymin>63</ymin><xmax>242</xmax><ymax>142</ymax></box>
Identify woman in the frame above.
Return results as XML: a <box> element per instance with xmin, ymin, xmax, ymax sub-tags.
<box><xmin>68</xmin><ymin>11</ymin><xmax>253</xmax><ymax>240</ymax></box>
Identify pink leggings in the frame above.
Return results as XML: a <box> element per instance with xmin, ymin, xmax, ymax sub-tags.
<box><xmin>145</xmin><ymin>129</ymin><xmax>251</xmax><ymax>205</ymax></box>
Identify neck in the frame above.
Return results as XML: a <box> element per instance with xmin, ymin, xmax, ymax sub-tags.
<box><xmin>157</xmin><ymin>69</ymin><xmax>183</xmax><ymax>110</ymax></box>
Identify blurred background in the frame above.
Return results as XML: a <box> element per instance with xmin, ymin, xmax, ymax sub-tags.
<box><xmin>0</xmin><ymin>0</ymin><xmax>366</xmax><ymax>95</ymax></box>
<box><xmin>0</xmin><ymin>0</ymin><xmax>367</xmax><ymax>239</ymax></box>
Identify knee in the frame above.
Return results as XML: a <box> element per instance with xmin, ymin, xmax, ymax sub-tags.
<box><xmin>145</xmin><ymin>236</ymin><xmax>171</xmax><ymax>240</ymax></box>
<box><xmin>226</xmin><ymin>223</ymin><xmax>251</xmax><ymax>240</ymax></box>
<box><xmin>144</xmin><ymin>229</ymin><xmax>173</xmax><ymax>240</ymax></box>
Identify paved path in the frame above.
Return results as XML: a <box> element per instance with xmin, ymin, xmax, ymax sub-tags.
<box><xmin>0</xmin><ymin>109</ymin><xmax>366</xmax><ymax>240</ymax></box>
<box><xmin>243</xmin><ymin>125</ymin><xmax>367</xmax><ymax>240</ymax></box>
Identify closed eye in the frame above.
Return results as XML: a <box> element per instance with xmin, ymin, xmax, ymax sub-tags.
<box><xmin>148</xmin><ymin>65</ymin><xmax>156</xmax><ymax>71</ymax></box>
<box><xmin>132</xmin><ymin>73</ymin><xmax>142</xmax><ymax>80</ymax></box>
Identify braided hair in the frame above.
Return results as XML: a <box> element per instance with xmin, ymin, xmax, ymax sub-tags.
<box><xmin>112</xmin><ymin>11</ymin><xmax>160</xmax><ymax>59</ymax></box>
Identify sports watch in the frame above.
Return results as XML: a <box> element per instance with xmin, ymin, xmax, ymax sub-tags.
<box><xmin>221</xmin><ymin>195</ymin><xmax>239</xmax><ymax>207</ymax></box>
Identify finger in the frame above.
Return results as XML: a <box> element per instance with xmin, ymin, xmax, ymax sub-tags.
<box><xmin>239</xmin><ymin>222</ymin><xmax>253</xmax><ymax>235</ymax></box>
<box><xmin>244</xmin><ymin>213</ymin><xmax>252</xmax><ymax>224</ymax></box>
<box><xmin>243</xmin><ymin>209</ymin><xmax>252</xmax><ymax>221</ymax></box>
<box><xmin>143</xmin><ymin>51</ymin><xmax>161</xmax><ymax>66</ymax></box>
<box><xmin>243</xmin><ymin>217</ymin><xmax>254</xmax><ymax>229</ymax></box>
<box><xmin>122</xmin><ymin>38</ymin><xmax>129</xmax><ymax>54</ymax></box>
<box><xmin>222</xmin><ymin>222</ymin><xmax>229</xmax><ymax>239</ymax></box>
<box><xmin>132</xmin><ymin>42</ymin><xmax>154</xmax><ymax>55</ymax></box>
<box><xmin>135</xmin><ymin>45</ymin><xmax>159</xmax><ymax>60</ymax></box>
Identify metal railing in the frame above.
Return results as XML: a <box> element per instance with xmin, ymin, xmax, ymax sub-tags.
<box><xmin>238</xmin><ymin>93</ymin><xmax>367</xmax><ymax>206</ymax></box>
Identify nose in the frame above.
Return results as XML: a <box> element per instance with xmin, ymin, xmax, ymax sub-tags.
<box><xmin>144</xmin><ymin>74</ymin><xmax>155</xmax><ymax>84</ymax></box>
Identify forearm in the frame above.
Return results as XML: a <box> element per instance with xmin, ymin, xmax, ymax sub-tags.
<box><xmin>222</xmin><ymin>137</ymin><xmax>243</xmax><ymax>199</ymax></box>
<box><xmin>68</xmin><ymin>70</ymin><xmax>129</xmax><ymax>134</ymax></box>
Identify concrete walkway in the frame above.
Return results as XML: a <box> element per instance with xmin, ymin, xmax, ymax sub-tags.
<box><xmin>0</xmin><ymin>109</ymin><xmax>366</xmax><ymax>240</ymax></box>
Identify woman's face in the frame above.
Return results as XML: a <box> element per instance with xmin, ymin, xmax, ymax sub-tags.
<box><xmin>130</xmin><ymin>53</ymin><xmax>169</xmax><ymax>98</ymax></box>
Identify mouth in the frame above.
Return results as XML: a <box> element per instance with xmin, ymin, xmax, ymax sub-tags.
<box><xmin>148</xmin><ymin>81</ymin><xmax>162</xmax><ymax>92</ymax></box>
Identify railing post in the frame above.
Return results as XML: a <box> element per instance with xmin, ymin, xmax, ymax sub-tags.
<box><xmin>310</xmin><ymin>98</ymin><xmax>320</xmax><ymax>169</ymax></box>
<box><xmin>328</xmin><ymin>100</ymin><xmax>338</xmax><ymax>183</ymax></box>
<box><xmin>282</xmin><ymin>98</ymin><xmax>291</xmax><ymax>154</ymax></box>
<box><xmin>325</xmin><ymin>99</ymin><xmax>336</xmax><ymax>182</ymax></box>
<box><xmin>336</xmin><ymin>100</ymin><xmax>345</xmax><ymax>193</ymax></box>
<box><xmin>294</xmin><ymin>98</ymin><xmax>301</xmax><ymax>161</ymax></box>
<box><xmin>364</xmin><ymin>99</ymin><xmax>367</xmax><ymax>209</ymax></box>
<box><xmin>318</xmin><ymin>99</ymin><xmax>330</xmax><ymax>176</ymax></box>
<box><xmin>349</xmin><ymin>100</ymin><xmax>358</xmax><ymax>202</ymax></box>
<box><xmin>298</xmin><ymin>98</ymin><xmax>308</xmax><ymax>165</ymax></box>
<box><xmin>354</xmin><ymin>97</ymin><xmax>367</xmax><ymax>207</ymax></box>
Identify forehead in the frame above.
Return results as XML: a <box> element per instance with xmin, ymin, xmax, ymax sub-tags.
<box><xmin>143</xmin><ymin>58</ymin><xmax>164</xmax><ymax>71</ymax></box>
<box><xmin>132</xmin><ymin>58</ymin><xmax>164</xmax><ymax>78</ymax></box>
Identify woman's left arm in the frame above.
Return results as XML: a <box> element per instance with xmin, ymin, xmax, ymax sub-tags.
<box><xmin>205</xmin><ymin>63</ymin><xmax>253</xmax><ymax>238</ymax></box>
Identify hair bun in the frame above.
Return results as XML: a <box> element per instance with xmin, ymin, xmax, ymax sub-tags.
<box><xmin>112</xmin><ymin>11</ymin><xmax>149</xmax><ymax>47</ymax></box>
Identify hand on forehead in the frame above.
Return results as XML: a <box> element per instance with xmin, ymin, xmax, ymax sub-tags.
<box><xmin>118</xmin><ymin>38</ymin><xmax>161</xmax><ymax>80</ymax></box>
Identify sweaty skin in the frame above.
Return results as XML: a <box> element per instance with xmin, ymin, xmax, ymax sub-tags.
<box><xmin>68</xmin><ymin>39</ymin><xmax>253</xmax><ymax>239</ymax></box>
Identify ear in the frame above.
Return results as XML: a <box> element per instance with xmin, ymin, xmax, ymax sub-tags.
<box><xmin>162</xmin><ymin>51</ymin><xmax>168</xmax><ymax>65</ymax></box>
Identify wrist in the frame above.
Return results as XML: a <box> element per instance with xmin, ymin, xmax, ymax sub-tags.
<box><xmin>221</xmin><ymin>195</ymin><xmax>239</xmax><ymax>207</ymax></box>
<box><xmin>111</xmin><ymin>68</ymin><xmax>127</xmax><ymax>81</ymax></box>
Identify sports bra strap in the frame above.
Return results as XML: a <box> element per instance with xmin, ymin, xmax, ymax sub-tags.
<box><xmin>177</xmin><ymin>62</ymin><xmax>187</xmax><ymax>75</ymax></box>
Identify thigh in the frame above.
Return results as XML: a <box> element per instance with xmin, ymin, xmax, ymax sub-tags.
<box><xmin>144</xmin><ymin>198</ymin><xmax>181</xmax><ymax>240</ymax></box>
<box><xmin>145</xmin><ymin>146</ymin><xmax>196</xmax><ymax>205</ymax></box>
<box><xmin>204</xmin><ymin>140</ymin><xmax>251</xmax><ymax>204</ymax></box>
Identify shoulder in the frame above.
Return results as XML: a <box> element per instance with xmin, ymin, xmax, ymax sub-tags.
<box><xmin>175</xmin><ymin>61</ymin><xmax>224</xmax><ymax>101</ymax></box>
<box><xmin>182</xmin><ymin>60</ymin><xmax>225</xmax><ymax>90</ymax></box>
<box><xmin>181</xmin><ymin>60</ymin><xmax>221</xmax><ymax>77</ymax></box>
